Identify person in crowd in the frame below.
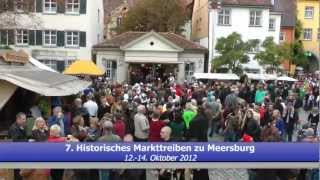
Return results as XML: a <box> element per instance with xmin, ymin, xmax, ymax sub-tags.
<box><xmin>97</xmin><ymin>95</ymin><xmax>111</xmax><ymax>119</ymax></box>
<box><xmin>283</xmin><ymin>101</ymin><xmax>299</xmax><ymax>142</ymax></box>
<box><xmin>113</xmin><ymin>110</ymin><xmax>126</xmax><ymax>139</ymax></box>
<box><xmin>133</xmin><ymin>105</ymin><xmax>149</xmax><ymax>142</ymax></box>
<box><xmin>83</xmin><ymin>93</ymin><xmax>98</xmax><ymax>117</ymax></box>
<box><xmin>242</xmin><ymin>109</ymin><xmax>261</xmax><ymax>142</ymax></box>
<box><xmin>86</xmin><ymin>117</ymin><xmax>100</xmax><ymax>142</ymax></box>
<box><xmin>98</xmin><ymin>121</ymin><xmax>121</xmax><ymax>180</ymax></box>
<box><xmin>70</xmin><ymin>115</ymin><xmax>87</xmax><ymax>142</ymax></box>
<box><xmin>31</xmin><ymin>117</ymin><xmax>49</xmax><ymax>142</ymax></box>
<box><xmin>9</xmin><ymin>112</ymin><xmax>28</xmax><ymax>142</ymax></box>
<box><xmin>71</xmin><ymin>98</ymin><xmax>90</xmax><ymax>126</ymax></box>
<box><xmin>186</xmin><ymin>105</ymin><xmax>209</xmax><ymax>142</ymax></box>
<box><xmin>182</xmin><ymin>102</ymin><xmax>197</xmax><ymax>130</ymax></box>
<box><xmin>149</xmin><ymin>109</ymin><xmax>167</xmax><ymax>142</ymax></box>
<box><xmin>169</xmin><ymin>108</ymin><xmax>185</xmax><ymax>141</ymax></box>
<box><xmin>19</xmin><ymin>169</ymin><xmax>49</xmax><ymax>180</ymax></box>
<box><xmin>263</xmin><ymin>104</ymin><xmax>274</xmax><ymax>127</ymax></box>
<box><xmin>255</xmin><ymin>83</ymin><xmax>266</xmax><ymax>105</ymax></box>
<box><xmin>9</xmin><ymin>112</ymin><xmax>28</xmax><ymax>180</ymax></box>
<box><xmin>272</xmin><ymin>110</ymin><xmax>285</xmax><ymax>141</ymax></box>
<box><xmin>48</xmin><ymin>106</ymin><xmax>69</xmax><ymax>136</ymax></box>
<box><xmin>308</xmin><ymin>107</ymin><xmax>319</xmax><ymax>134</ymax></box>
<box><xmin>47</xmin><ymin>125</ymin><xmax>65</xmax><ymax>180</ymax></box>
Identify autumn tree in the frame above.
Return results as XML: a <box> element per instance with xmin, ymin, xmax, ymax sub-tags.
<box><xmin>212</xmin><ymin>32</ymin><xmax>258</xmax><ymax>74</ymax></box>
<box><xmin>116</xmin><ymin>0</ymin><xmax>187</xmax><ymax>34</ymax></box>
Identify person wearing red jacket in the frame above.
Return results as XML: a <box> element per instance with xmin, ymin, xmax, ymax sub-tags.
<box><xmin>149</xmin><ymin>110</ymin><xmax>168</xmax><ymax>142</ymax></box>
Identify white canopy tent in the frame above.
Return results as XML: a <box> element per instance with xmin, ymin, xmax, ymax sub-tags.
<box><xmin>245</xmin><ymin>73</ymin><xmax>277</xmax><ymax>81</ymax></box>
<box><xmin>276</xmin><ymin>76</ymin><xmax>297</xmax><ymax>82</ymax></box>
<box><xmin>193</xmin><ymin>73</ymin><xmax>240</xmax><ymax>80</ymax></box>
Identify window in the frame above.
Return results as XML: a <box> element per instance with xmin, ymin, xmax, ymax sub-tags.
<box><xmin>318</xmin><ymin>28</ymin><xmax>320</xmax><ymax>40</ymax></box>
<box><xmin>303</xmin><ymin>29</ymin><xmax>312</xmax><ymax>40</ymax></box>
<box><xmin>0</xmin><ymin>30</ymin><xmax>8</xmax><ymax>46</ymax></box>
<box><xmin>249</xmin><ymin>41</ymin><xmax>260</xmax><ymax>53</ymax></box>
<box><xmin>65</xmin><ymin>31</ymin><xmax>79</xmax><ymax>47</ymax></box>
<box><xmin>15</xmin><ymin>29</ymin><xmax>28</xmax><ymax>45</ymax></box>
<box><xmin>305</xmin><ymin>6</ymin><xmax>314</xmax><ymax>18</ymax></box>
<box><xmin>66</xmin><ymin>0</ymin><xmax>80</xmax><ymax>14</ymax></box>
<box><xmin>43</xmin><ymin>30</ymin><xmax>57</xmax><ymax>46</ymax></box>
<box><xmin>249</xmin><ymin>10</ymin><xmax>262</xmax><ymax>26</ymax></box>
<box><xmin>279</xmin><ymin>32</ymin><xmax>285</xmax><ymax>42</ymax></box>
<box><xmin>185</xmin><ymin>63</ymin><xmax>194</xmax><ymax>81</ymax></box>
<box><xmin>269</xmin><ymin>18</ymin><xmax>275</xmax><ymax>31</ymax></box>
<box><xmin>44</xmin><ymin>0</ymin><xmax>57</xmax><ymax>13</ymax></box>
<box><xmin>39</xmin><ymin>60</ymin><xmax>57</xmax><ymax>70</ymax></box>
<box><xmin>116</xmin><ymin>17</ymin><xmax>122</xmax><ymax>27</ymax></box>
<box><xmin>102</xmin><ymin>59</ymin><xmax>117</xmax><ymax>80</ymax></box>
<box><xmin>218</xmin><ymin>9</ymin><xmax>231</xmax><ymax>25</ymax></box>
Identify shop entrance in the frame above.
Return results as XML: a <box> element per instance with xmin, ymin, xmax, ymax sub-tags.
<box><xmin>128</xmin><ymin>63</ymin><xmax>178</xmax><ymax>84</ymax></box>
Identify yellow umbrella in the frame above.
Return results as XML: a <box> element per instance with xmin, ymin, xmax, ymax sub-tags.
<box><xmin>63</xmin><ymin>60</ymin><xmax>105</xmax><ymax>76</ymax></box>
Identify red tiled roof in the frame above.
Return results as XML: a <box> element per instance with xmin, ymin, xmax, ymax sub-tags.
<box><xmin>93</xmin><ymin>31</ymin><xmax>207</xmax><ymax>52</ymax></box>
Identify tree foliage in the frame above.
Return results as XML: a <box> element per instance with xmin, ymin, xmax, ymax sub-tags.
<box><xmin>116</xmin><ymin>0</ymin><xmax>187</xmax><ymax>34</ymax></box>
<box><xmin>254</xmin><ymin>37</ymin><xmax>285</xmax><ymax>70</ymax></box>
<box><xmin>212</xmin><ymin>32</ymin><xmax>258</xmax><ymax>73</ymax></box>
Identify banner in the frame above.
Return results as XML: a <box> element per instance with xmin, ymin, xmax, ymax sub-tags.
<box><xmin>0</xmin><ymin>143</ymin><xmax>318</xmax><ymax>162</ymax></box>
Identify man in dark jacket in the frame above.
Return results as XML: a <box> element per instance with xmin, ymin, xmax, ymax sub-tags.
<box><xmin>283</xmin><ymin>101</ymin><xmax>299</xmax><ymax>142</ymax></box>
<box><xmin>186</xmin><ymin>107</ymin><xmax>209</xmax><ymax>180</ymax></box>
<box><xmin>8</xmin><ymin>112</ymin><xmax>28</xmax><ymax>142</ymax></box>
<box><xmin>8</xmin><ymin>112</ymin><xmax>28</xmax><ymax>180</ymax></box>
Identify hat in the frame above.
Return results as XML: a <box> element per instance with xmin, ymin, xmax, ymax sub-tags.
<box><xmin>242</xmin><ymin>134</ymin><xmax>253</xmax><ymax>142</ymax></box>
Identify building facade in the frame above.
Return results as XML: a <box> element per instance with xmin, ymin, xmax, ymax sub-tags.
<box><xmin>191</xmin><ymin>0</ymin><xmax>209</xmax><ymax>45</ymax></box>
<box><xmin>297</xmin><ymin>0</ymin><xmax>320</xmax><ymax>70</ymax></box>
<box><xmin>208</xmin><ymin>0</ymin><xmax>281</xmax><ymax>73</ymax></box>
<box><xmin>0</xmin><ymin>0</ymin><xmax>104</xmax><ymax>72</ymax></box>
<box><xmin>93</xmin><ymin>31</ymin><xmax>207</xmax><ymax>83</ymax></box>
<box><xmin>277</xmin><ymin>0</ymin><xmax>296</xmax><ymax>72</ymax></box>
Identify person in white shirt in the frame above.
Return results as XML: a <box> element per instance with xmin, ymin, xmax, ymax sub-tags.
<box><xmin>83</xmin><ymin>93</ymin><xmax>98</xmax><ymax>117</ymax></box>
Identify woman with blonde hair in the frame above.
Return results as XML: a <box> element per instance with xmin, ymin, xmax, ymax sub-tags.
<box><xmin>31</xmin><ymin>117</ymin><xmax>49</xmax><ymax>142</ymax></box>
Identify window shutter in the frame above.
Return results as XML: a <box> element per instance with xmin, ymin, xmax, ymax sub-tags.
<box><xmin>80</xmin><ymin>0</ymin><xmax>86</xmax><ymax>14</ymax></box>
<box><xmin>57</xmin><ymin>31</ymin><xmax>65</xmax><ymax>47</ymax></box>
<box><xmin>57</xmin><ymin>0</ymin><xmax>65</xmax><ymax>13</ymax></box>
<box><xmin>29</xmin><ymin>30</ymin><xmax>35</xmax><ymax>45</ymax></box>
<box><xmin>8</xmin><ymin>30</ymin><xmax>14</xmax><ymax>45</ymax></box>
<box><xmin>0</xmin><ymin>30</ymin><xmax>7</xmax><ymax>45</ymax></box>
<box><xmin>8</xmin><ymin>0</ymin><xmax>14</xmax><ymax>11</ymax></box>
<box><xmin>57</xmin><ymin>61</ymin><xmax>65</xmax><ymax>72</ymax></box>
<box><xmin>36</xmin><ymin>0</ymin><xmax>42</xmax><ymax>12</ymax></box>
<box><xmin>79</xmin><ymin>31</ymin><xmax>86</xmax><ymax>47</ymax></box>
<box><xmin>35</xmin><ymin>30</ymin><xmax>42</xmax><ymax>45</ymax></box>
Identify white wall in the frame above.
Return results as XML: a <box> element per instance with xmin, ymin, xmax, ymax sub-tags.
<box><xmin>209</xmin><ymin>7</ymin><xmax>281</xmax><ymax>73</ymax></box>
<box><xmin>11</xmin><ymin>0</ymin><xmax>104</xmax><ymax>61</ymax></box>
<box><xmin>124</xmin><ymin>36</ymin><xmax>181</xmax><ymax>52</ymax></box>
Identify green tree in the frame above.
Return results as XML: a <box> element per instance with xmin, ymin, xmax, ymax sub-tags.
<box><xmin>212</xmin><ymin>32</ymin><xmax>258</xmax><ymax>73</ymax></box>
<box><xmin>291</xmin><ymin>19</ymin><xmax>307</xmax><ymax>68</ymax></box>
<box><xmin>116</xmin><ymin>0</ymin><xmax>187</xmax><ymax>34</ymax></box>
<box><xmin>254</xmin><ymin>37</ymin><xmax>285</xmax><ymax>71</ymax></box>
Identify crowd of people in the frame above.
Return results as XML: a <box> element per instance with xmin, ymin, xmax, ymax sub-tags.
<box><xmin>7</xmin><ymin>72</ymin><xmax>320</xmax><ymax>180</ymax></box>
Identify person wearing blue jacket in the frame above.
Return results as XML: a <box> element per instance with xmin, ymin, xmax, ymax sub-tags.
<box><xmin>48</xmin><ymin>106</ymin><xmax>70</xmax><ymax>136</ymax></box>
<box><xmin>272</xmin><ymin>109</ymin><xmax>285</xmax><ymax>141</ymax></box>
